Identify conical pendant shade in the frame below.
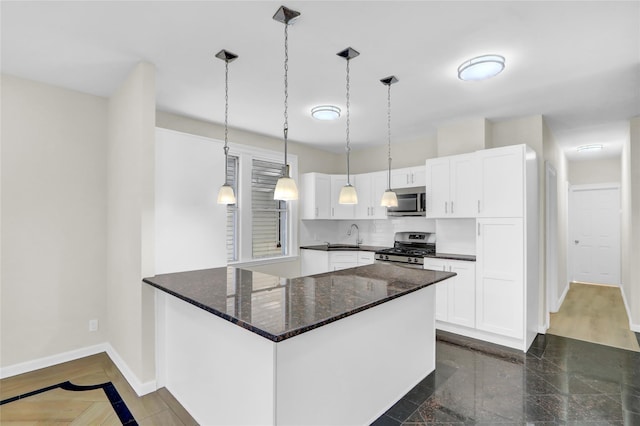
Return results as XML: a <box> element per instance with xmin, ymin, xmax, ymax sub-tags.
<box><xmin>217</xmin><ymin>184</ymin><xmax>236</xmax><ymax>204</ymax></box>
<box><xmin>380</xmin><ymin>189</ymin><xmax>398</xmax><ymax>207</ymax></box>
<box><xmin>339</xmin><ymin>184</ymin><xmax>358</xmax><ymax>204</ymax></box>
<box><xmin>274</xmin><ymin>176</ymin><xmax>299</xmax><ymax>201</ymax></box>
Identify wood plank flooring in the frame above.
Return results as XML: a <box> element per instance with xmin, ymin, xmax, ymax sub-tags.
<box><xmin>0</xmin><ymin>352</ymin><xmax>197</xmax><ymax>425</ymax></box>
<box><xmin>548</xmin><ymin>282</ymin><xmax>640</xmax><ymax>352</ymax></box>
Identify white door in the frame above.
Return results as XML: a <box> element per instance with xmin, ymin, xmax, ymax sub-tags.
<box><xmin>569</xmin><ymin>184</ymin><xmax>620</xmax><ymax>286</ymax></box>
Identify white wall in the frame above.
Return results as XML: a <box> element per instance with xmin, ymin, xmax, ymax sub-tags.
<box><xmin>155</xmin><ymin>129</ymin><xmax>228</xmax><ymax>274</ymax></box>
<box><xmin>568</xmin><ymin>157</ymin><xmax>621</xmax><ymax>184</ymax></box>
<box><xmin>625</xmin><ymin>117</ymin><xmax>640</xmax><ymax>329</ymax></box>
<box><xmin>1</xmin><ymin>75</ymin><xmax>108</xmax><ymax>367</ymax></box>
<box><xmin>437</xmin><ymin>118</ymin><xmax>489</xmax><ymax>156</ymax></box>
<box><xmin>349</xmin><ymin>134</ymin><xmax>438</xmax><ymax>174</ymax></box>
<box><xmin>106</xmin><ymin>62</ymin><xmax>156</xmax><ymax>389</ymax></box>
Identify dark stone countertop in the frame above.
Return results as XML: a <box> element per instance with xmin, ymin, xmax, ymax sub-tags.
<box><xmin>143</xmin><ymin>264</ymin><xmax>454</xmax><ymax>342</ymax></box>
<box><xmin>426</xmin><ymin>253</ymin><xmax>476</xmax><ymax>262</ymax></box>
<box><xmin>300</xmin><ymin>244</ymin><xmax>388</xmax><ymax>252</ymax></box>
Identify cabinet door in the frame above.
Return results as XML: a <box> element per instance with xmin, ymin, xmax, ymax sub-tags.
<box><xmin>390</xmin><ymin>168</ymin><xmax>411</xmax><ymax>189</ymax></box>
<box><xmin>450</xmin><ymin>154</ymin><xmax>478</xmax><ymax>218</ymax></box>
<box><xmin>410</xmin><ymin>166</ymin><xmax>426</xmax><ymax>187</ymax></box>
<box><xmin>301</xmin><ymin>173</ymin><xmax>331</xmax><ymax>219</ymax></box>
<box><xmin>447</xmin><ymin>260</ymin><xmax>476</xmax><ymax>328</ymax></box>
<box><xmin>353</xmin><ymin>174</ymin><xmax>372</xmax><ymax>219</ymax></box>
<box><xmin>370</xmin><ymin>171</ymin><xmax>389</xmax><ymax>219</ymax></box>
<box><xmin>330</xmin><ymin>175</ymin><xmax>355</xmax><ymax>219</ymax></box>
<box><xmin>476</xmin><ymin>218</ymin><xmax>524</xmax><ymax>339</ymax></box>
<box><xmin>329</xmin><ymin>251</ymin><xmax>359</xmax><ymax>271</ymax></box>
<box><xmin>357</xmin><ymin>251</ymin><xmax>375</xmax><ymax>265</ymax></box>
<box><xmin>425</xmin><ymin>158</ymin><xmax>450</xmax><ymax>217</ymax></box>
<box><xmin>477</xmin><ymin>145</ymin><xmax>524</xmax><ymax>217</ymax></box>
<box><xmin>301</xmin><ymin>249</ymin><xmax>330</xmax><ymax>275</ymax></box>
<box><xmin>424</xmin><ymin>259</ymin><xmax>448</xmax><ymax>322</ymax></box>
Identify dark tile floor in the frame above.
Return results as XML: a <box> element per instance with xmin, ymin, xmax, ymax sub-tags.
<box><xmin>373</xmin><ymin>332</ymin><xmax>640</xmax><ymax>425</ymax></box>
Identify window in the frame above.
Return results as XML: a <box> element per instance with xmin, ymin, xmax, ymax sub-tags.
<box><xmin>226</xmin><ymin>155</ymin><xmax>239</xmax><ymax>262</ymax></box>
<box><xmin>251</xmin><ymin>159</ymin><xmax>288</xmax><ymax>259</ymax></box>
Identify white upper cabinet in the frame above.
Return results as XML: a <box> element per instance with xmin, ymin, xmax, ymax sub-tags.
<box><xmin>425</xmin><ymin>154</ymin><xmax>477</xmax><ymax>218</ymax></box>
<box><xmin>390</xmin><ymin>166</ymin><xmax>425</xmax><ymax>189</ymax></box>
<box><xmin>301</xmin><ymin>173</ymin><xmax>331</xmax><ymax>220</ymax></box>
<box><xmin>330</xmin><ymin>175</ymin><xmax>355</xmax><ymax>219</ymax></box>
<box><xmin>477</xmin><ymin>145</ymin><xmax>524</xmax><ymax>218</ymax></box>
<box><xmin>354</xmin><ymin>171</ymin><xmax>388</xmax><ymax>219</ymax></box>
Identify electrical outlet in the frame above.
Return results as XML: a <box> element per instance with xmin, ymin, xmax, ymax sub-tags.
<box><xmin>89</xmin><ymin>319</ymin><xmax>98</xmax><ymax>332</ymax></box>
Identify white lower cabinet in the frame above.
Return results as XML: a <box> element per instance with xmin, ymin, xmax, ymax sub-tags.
<box><xmin>301</xmin><ymin>249</ymin><xmax>377</xmax><ymax>276</ymax></box>
<box><xmin>424</xmin><ymin>259</ymin><xmax>475</xmax><ymax>328</ymax></box>
<box><xmin>476</xmin><ymin>218</ymin><xmax>524</xmax><ymax>339</ymax></box>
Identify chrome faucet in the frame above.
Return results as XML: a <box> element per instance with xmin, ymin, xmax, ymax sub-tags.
<box><xmin>347</xmin><ymin>224</ymin><xmax>362</xmax><ymax>245</ymax></box>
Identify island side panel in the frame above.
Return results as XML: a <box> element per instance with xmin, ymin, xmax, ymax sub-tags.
<box><xmin>156</xmin><ymin>291</ymin><xmax>276</xmax><ymax>425</ymax></box>
<box><xmin>275</xmin><ymin>285</ymin><xmax>436</xmax><ymax>426</ymax></box>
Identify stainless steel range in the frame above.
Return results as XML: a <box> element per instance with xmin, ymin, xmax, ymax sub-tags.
<box><xmin>375</xmin><ymin>232</ymin><xmax>436</xmax><ymax>268</ymax></box>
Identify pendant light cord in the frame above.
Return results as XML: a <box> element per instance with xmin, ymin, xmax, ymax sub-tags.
<box><xmin>223</xmin><ymin>58</ymin><xmax>230</xmax><ymax>185</ymax></box>
<box><xmin>387</xmin><ymin>83</ymin><xmax>392</xmax><ymax>190</ymax></box>
<box><xmin>283</xmin><ymin>23</ymin><xmax>289</xmax><ymax>177</ymax></box>
<box><xmin>345</xmin><ymin>58</ymin><xmax>351</xmax><ymax>184</ymax></box>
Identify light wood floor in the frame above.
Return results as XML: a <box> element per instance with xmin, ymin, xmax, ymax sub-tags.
<box><xmin>0</xmin><ymin>352</ymin><xmax>198</xmax><ymax>425</ymax></box>
<box><xmin>548</xmin><ymin>282</ymin><xmax>640</xmax><ymax>352</ymax></box>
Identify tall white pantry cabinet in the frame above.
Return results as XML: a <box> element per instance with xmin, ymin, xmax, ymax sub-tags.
<box><xmin>426</xmin><ymin>144</ymin><xmax>539</xmax><ymax>352</ymax></box>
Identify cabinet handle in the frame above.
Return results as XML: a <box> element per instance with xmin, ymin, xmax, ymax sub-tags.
<box><xmin>449</xmin><ymin>266</ymin><xmax>452</xmax><ymax>272</ymax></box>
<box><xmin>411</xmin><ymin>173</ymin><xmax>414</xmax><ymax>184</ymax></box>
<box><xmin>451</xmin><ymin>201</ymin><xmax>454</xmax><ymax>214</ymax></box>
<box><xmin>477</xmin><ymin>200</ymin><xmax>480</xmax><ymax>213</ymax></box>
<box><xmin>368</xmin><ymin>207</ymin><xmax>372</xmax><ymax>216</ymax></box>
<box><xmin>477</xmin><ymin>222</ymin><xmax>480</xmax><ymax>236</ymax></box>
<box><xmin>315</xmin><ymin>207</ymin><xmax>319</xmax><ymax>217</ymax></box>
<box><xmin>406</xmin><ymin>175</ymin><xmax>409</xmax><ymax>184</ymax></box>
<box><xmin>332</xmin><ymin>207</ymin><xmax>335</xmax><ymax>217</ymax></box>
<box><xmin>445</xmin><ymin>202</ymin><xmax>448</xmax><ymax>214</ymax></box>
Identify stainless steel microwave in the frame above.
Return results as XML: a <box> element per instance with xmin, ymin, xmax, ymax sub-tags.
<box><xmin>386</xmin><ymin>188</ymin><xmax>426</xmax><ymax>216</ymax></box>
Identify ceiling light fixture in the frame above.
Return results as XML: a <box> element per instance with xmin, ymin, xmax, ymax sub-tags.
<box><xmin>215</xmin><ymin>49</ymin><xmax>238</xmax><ymax>205</ymax></box>
<box><xmin>311</xmin><ymin>105</ymin><xmax>341</xmax><ymax>120</ymax></box>
<box><xmin>337</xmin><ymin>47</ymin><xmax>360</xmax><ymax>205</ymax></box>
<box><xmin>273</xmin><ymin>5</ymin><xmax>300</xmax><ymax>201</ymax></box>
<box><xmin>577</xmin><ymin>144</ymin><xmax>603</xmax><ymax>152</ymax></box>
<box><xmin>458</xmin><ymin>54</ymin><xmax>505</xmax><ymax>81</ymax></box>
<box><xmin>380</xmin><ymin>75</ymin><xmax>399</xmax><ymax>208</ymax></box>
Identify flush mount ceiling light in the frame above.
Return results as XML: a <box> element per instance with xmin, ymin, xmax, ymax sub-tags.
<box><xmin>458</xmin><ymin>54</ymin><xmax>505</xmax><ymax>81</ymax></box>
<box><xmin>577</xmin><ymin>144</ymin><xmax>603</xmax><ymax>152</ymax></box>
<box><xmin>380</xmin><ymin>75</ymin><xmax>399</xmax><ymax>208</ymax></box>
<box><xmin>215</xmin><ymin>49</ymin><xmax>238</xmax><ymax>205</ymax></box>
<box><xmin>311</xmin><ymin>105</ymin><xmax>341</xmax><ymax>120</ymax></box>
<box><xmin>273</xmin><ymin>5</ymin><xmax>300</xmax><ymax>201</ymax></box>
<box><xmin>337</xmin><ymin>47</ymin><xmax>360</xmax><ymax>205</ymax></box>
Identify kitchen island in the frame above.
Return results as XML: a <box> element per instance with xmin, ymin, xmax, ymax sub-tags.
<box><xmin>143</xmin><ymin>263</ymin><xmax>454</xmax><ymax>425</ymax></box>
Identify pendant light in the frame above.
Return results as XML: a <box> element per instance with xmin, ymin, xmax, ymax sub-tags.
<box><xmin>380</xmin><ymin>76</ymin><xmax>399</xmax><ymax>207</ymax></box>
<box><xmin>337</xmin><ymin>47</ymin><xmax>359</xmax><ymax>205</ymax></box>
<box><xmin>215</xmin><ymin>49</ymin><xmax>238</xmax><ymax>205</ymax></box>
<box><xmin>273</xmin><ymin>6</ymin><xmax>300</xmax><ymax>201</ymax></box>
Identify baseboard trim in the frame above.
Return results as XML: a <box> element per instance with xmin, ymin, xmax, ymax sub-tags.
<box><xmin>630</xmin><ymin>323</ymin><xmax>640</xmax><ymax>333</ymax></box>
<box><xmin>555</xmin><ymin>282</ymin><xmax>570</xmax><ymax>311</ymax></box>
<box><xmin>0</xmin><ymin>343</ymin><xmax>109</xmax><ymax>380</ymax></box>
<box><xmin>105</xmin><ymin>344</ymin><xmax>157</xmax><ymax>397</ymax></box>
<box><xmin>538</xmin><ymin>324</ymin><xmax>548</xmax><ymax>334</ymax></box>
<box><xmin>0</xmin><ymin>343</ymin><xmax>157</xmax><ymax>397</ymax></box>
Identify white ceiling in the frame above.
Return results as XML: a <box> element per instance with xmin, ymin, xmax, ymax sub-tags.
<box><xmin>2</xmin><ymin>1</ymin><xmax>638</xmax><ymax>160</ymax></box>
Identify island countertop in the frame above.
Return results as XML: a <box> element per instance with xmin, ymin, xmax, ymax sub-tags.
<box><xmin>143</xmin><ymin>263</ymin><xmax>454</xmax><ymax>342</ymax></box>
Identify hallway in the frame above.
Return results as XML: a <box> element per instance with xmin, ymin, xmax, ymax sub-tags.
<box><xmin>548</xmin><ymin>282</ymin><xmax>640</xmax><ymax>352</ymax></box>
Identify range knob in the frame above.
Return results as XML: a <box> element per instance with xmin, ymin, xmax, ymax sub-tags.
<box><xmin>384</xmin><ymin>255</ymin><xmax>389</xmax><ymax>260</ymax></box>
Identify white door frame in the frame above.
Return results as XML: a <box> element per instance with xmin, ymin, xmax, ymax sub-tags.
<box><xmin>568</xmin><ymin>182</ymin><xmax>621</xmax><ymax>286</ymax></box>
<box><xmin>545</xmin><ymin>162</ymin><xmax>559</xmax><ymax>323</ymax></box>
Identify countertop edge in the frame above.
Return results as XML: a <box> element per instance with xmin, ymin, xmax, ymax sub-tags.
<box><xmin>143</xmin><ymin>268</ymin><xmax>455</xmax><ymax>343</ymax></box>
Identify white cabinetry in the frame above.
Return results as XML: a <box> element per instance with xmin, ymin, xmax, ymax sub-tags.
<box><xmin>424</xmin><ymin>259</ymin><xmax>475</xmax><ymax>328</ymax></box>
<box><xmin>302</xmin><ymin>173</ymin><xmax>331</xmax><ymax>220</ymax></box>
<box><xmin>354</xmin><ymin>172</ymin><xmax>388</xmax><ymax>219</ymax></box>
<box><xmin>476</xmin><ymin>218</ymin><xmax>524</xmax><ymax>339</ymax></box>
<box><xmin>477</xmin><ymin>145</ymin><xmax>524</xmax><ymax>218</ymax></box>
<box><xmin>301</xmin><ymin>249</ymin><xmax>378</xmax><ymax>276</ymax></box>
<box><xmin>390</xmin><ymin>166</ymin><xmax>425</xmax><ymax>189</ymax></box>
<box><xmin>425</xmin><ymin>154</ymin><xmax>477</xmax><ymax>218</ymax></box>
<box><xmin>330</xmin><ymin>175</ymin><xmax>355</xmax><ymax>219</ymax></box>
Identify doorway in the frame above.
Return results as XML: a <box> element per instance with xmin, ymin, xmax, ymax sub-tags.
<box><xmin>568</xmin><ymin>183</ymin><xmax>621</xmax><ymax>286</ymax></box>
